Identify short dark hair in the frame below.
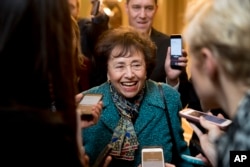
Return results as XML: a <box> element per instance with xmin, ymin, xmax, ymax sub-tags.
<box><xmin>95</xmin><ymin>26</ymin><xmax>156</xmax><ymax>77</ymax></box>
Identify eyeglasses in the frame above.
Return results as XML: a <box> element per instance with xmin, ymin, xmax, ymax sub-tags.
<box><xmin>110</xmin><ymin>62</ymin><xmax>145</xmax><ymax>72</ymax></box>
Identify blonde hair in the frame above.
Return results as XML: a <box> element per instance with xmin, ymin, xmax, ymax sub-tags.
<box><xmin>183</xmin><ymin>0</ymin><xmax>250</xmax><ymax>84</ymax></box>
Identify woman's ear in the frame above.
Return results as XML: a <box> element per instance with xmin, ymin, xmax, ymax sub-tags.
<box><xmin>200</xmin><ymin>47</ymin><xmax>218</xmax><ymax>79</ymax></box>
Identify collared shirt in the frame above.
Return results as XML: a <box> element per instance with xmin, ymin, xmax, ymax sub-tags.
<box><xmin>165</xmin><ymin>78</ymin><xmax>180</xmax><ymax>90</ymax></box>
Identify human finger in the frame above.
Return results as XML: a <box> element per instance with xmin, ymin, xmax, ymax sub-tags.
<box><xmin>181</xmin><ymin>49</ymin><xmax>188</xmax><ymax>57</ymax></box>
<box><xmin>165</xmin><ymin>162</ymin><xmax>176</xmax><ymax>167</ymax></box>
<box><xmin>83</xmin><ymin>154</ymin><xmax>90</xmax><ymax>167</ymax></box>
<box><xmin>178</xmin><ymin>56</ymin><xmax>188</xmax><ymax>63</ymax></box>
<box><xmin>200</xmin><ymin>117</ymin><xmax>222</xmax><ymax>142</ymax></box>
<box><xmin>196</xmin><ymin>153</ymin><xmax>211</xmax><ymax>165</ymax></box>
<box><xmin>103</xmin><ymin>156</ymin><xmax>112</xmax><ymax>167</ymax></box>
<box><xmin>75</xmin><ymin>93</ymin><xmax>83</xmax><ymax>103</ymax></box>
<box><xmin>189</xmin><ymin>122</ymin><xmax>204</xmax><ymax>139</ymax></box>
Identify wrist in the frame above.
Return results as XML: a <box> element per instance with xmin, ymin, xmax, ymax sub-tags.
<box><xmin>166</xmin><ymin>77</ymin><xmax>179</xmax><ymax>87</ymax></box>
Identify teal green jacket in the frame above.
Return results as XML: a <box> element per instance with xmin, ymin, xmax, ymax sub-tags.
<box><xmin>82</xmin><ymin>80</ymin><xmax>192</xmax><ymax>167</ymax></box>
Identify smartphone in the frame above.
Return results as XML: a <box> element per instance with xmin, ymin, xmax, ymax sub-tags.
<box><xmin>181</xmin><ymin>154</ymin><xmax>207</xmax><ymax>166</ymax></box>
<box><xmin>77</xmin><ymin>94</ymin><xmax>103</xmax><ymax>115</ymax></box>
<box><xmin>91</xmin><ymin>0</ymin><xmax>100</xmax><ymax>16</ymax></box>
<box><xmin>179</xmin><ymin>108</ymin><xmax>232</xmax><ymax>129</ymax></box>
<box><xmin>92</xmin><ymin>144</ymin><xmax>113</xmax><ymax>167</ymax></box>
<box><xmin>141</xmin><ymin>146</ymin><xmax>164</xmax><ymax>167</ymax></box>
<box><xmin>170</xmin><ymin>34</ymin><xmax>182</xmax><ymax>70</ymax></box>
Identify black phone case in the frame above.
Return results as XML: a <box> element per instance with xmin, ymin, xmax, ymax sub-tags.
<box><xmin>170</xmin><ymin>34</ymin><xmax>183</xmax><ymax>70</ymax></box>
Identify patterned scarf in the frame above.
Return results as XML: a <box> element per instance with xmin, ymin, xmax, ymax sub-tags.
<box><xmin>109</xmin><ymin>83</ymin><xmax>144</xmax><ymax>161</ymax></box>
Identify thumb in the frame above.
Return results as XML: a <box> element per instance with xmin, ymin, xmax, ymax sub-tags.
<box><xmin>75</xmin><ymin>93</ymin><xmax>83</xmax><ymax>104</ymax></box>
<box><xmin>83</xmin><ymin>154</ymin><xmax>90</xmax><ymax>167</ymax></box>
<box><xmin>103</xmin><ymin>156</ymin><xmax>112</xmax><ymax>167</ymax></box>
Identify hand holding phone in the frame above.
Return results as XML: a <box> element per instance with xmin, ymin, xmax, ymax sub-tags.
<box><xmin>141</xmin><ymin>146</ymin><xmax>164</xmax><ymax>167</ymax></box>
<box><xmin>77</xmin><ymin>94</ymin><xmax>103</xmax><ymax>116</ymax></box>
<box><xmin>179</xmin><ymin>108</ymin><xmax>232</xmax><ymax>129</ymax></box>
<box><xmin>170</xmin><ymin>34</ymin><xmax>183</xmax><ymax>70</ymax></box>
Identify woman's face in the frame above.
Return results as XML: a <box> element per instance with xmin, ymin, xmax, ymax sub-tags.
<box><xmin>107</xmin><ymin>46</ymin><xmax>147</xmax><ymax>98</ymax></box>
<box><xmin>190</xmin><ymin>50</ymin><xmax>219</xmax><ymax>110</ymax></box>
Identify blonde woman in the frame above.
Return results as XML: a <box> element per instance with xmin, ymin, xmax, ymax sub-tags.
<box><xmin>183</xmin><ymin>0</ymin><xmax>250</xmax><ymax>166</ymax></box>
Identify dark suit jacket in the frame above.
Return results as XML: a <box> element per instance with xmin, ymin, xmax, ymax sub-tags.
<box><xmin>149</xmin><ymin>28</ymin><xmax>201</xmax><ymax>110</ymax></box>
<box><xmin>149</xmin><ymin>28</ymin><xmax>170</xmax><ymax>82</ymax></box>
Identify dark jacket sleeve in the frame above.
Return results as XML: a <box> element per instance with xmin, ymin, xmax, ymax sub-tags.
<box><xmin>78</xmin><ymin>13</ymin><xmax>109</xmax><ymax>59</ymax></box>
<box><xmin>178</xmin><ymin>76</ymin><xmax>202</xmax><ymax>111</ymax></box>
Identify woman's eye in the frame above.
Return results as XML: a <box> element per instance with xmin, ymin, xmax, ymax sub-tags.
<box><xmin>132</xmin><ymin>64</ymin><xmax>143</xmax><ymax>70</ymax></box>
<box><xmin>117</xmin><ymin>66</ymin><xmax>123</xmax><ymax>68</ymax></box>
<box><xmin>115</xmin><ymin>66</ymin><xmax>124</xmax><ymax>69</ymax></box>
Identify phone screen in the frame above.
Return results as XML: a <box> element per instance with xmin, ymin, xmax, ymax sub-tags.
<box><xmin>142</xmin><ymin>149</ymin><xmax>164</xmax><ymax>167</ymax></box>
<box><xmin>171</xmin><ymin>38</ymin><xmax>182</xmax><ymax>56</ymax></box>
<box><xmin>80</xmin><ymin>94</ymin><xmax>102</xmax><ymax>105</ymax></box>
<box><xmin>170</xmin><ymin>35</ymin><xmax>182</xmax><ymax>69</ymax></box>
<box><xmin>189</xmin><ymin>111</ymin><xmax>227</xmax><ymax>124</ymax></box>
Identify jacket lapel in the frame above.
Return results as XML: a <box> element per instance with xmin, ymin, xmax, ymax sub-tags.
<box><xmin>99</xmin><ymin>84</ymin><xmax>120</xmax><ymax>131</ymax></box>
<box><xmin>134</xmin><ymin>81</ymin><xmax>165</xmax><ymax>135</ymax></box>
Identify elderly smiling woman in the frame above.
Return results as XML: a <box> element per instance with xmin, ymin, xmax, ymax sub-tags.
<box><xmin>82</xmin><ymin>26</ymin><xmax>191</xmax><ymax>167</ymax></box>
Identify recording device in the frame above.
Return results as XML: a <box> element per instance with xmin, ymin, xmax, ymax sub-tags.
<box><xmin>170</xmin><ymin>34</ymin><xmax>182</xmax><ymax>70</ymax></box>
<box><xmin>91</xmin><ymin>0</ymin><xmax>100</xmax><ymax>16</ymax></box>
<box><xmin>141</xmin><ymin>146</ymin><xmax>164</xmax><ymax>167</ymax></box>
<box><xmin>181</xmin><ymin>154</ymin><xmax>207</xmax><ymax>166</ymax></box>
<box><xmin>179</xmin><ymin>108</ymin><xmax>232</xmax><ymax>129</ymax></box>
<box><xmin>77</xmin><ymin>94</ymin><xmax>103</xmax><ymax>120</ymax></box>
<box><xmin>92</xmin><ymin>144</ymin><xmax>113</xmax><ymax>167</ymax></box>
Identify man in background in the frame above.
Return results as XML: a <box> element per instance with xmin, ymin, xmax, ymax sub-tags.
<box><xmin>125</xmin><ymin>0</ymin><xmax>201</xmax><ymax>110</ymax></box>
